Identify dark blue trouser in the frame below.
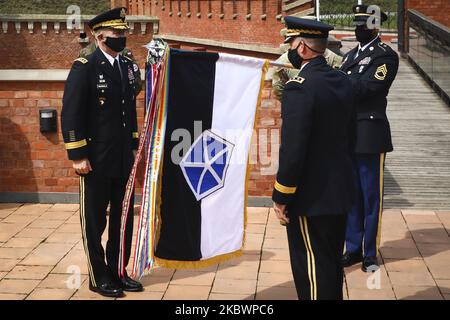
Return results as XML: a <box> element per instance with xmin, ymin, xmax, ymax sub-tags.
<box><xmin>345</xmin><ymin>153</ymin><xmax>386</xmax><ymax>258</ymax></box>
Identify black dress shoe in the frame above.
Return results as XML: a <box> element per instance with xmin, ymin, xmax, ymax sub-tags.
<box><xmin>362</xmin><ymin>256</ymin><xmax>379</xmax><ymax>273</ymax></box>
<box><xmin>89</xmin><ymin>281</ymin><xmax>124</xmax><ymax>298</ymax></box>
<box><xmin>342</xmin><ymin>251</ymin><xmax>363</xmax><ymax>268</ymax></box>
<box><xmin>119</xmin><ymin>275</ymin><xmax>144</xmax><ymax>292</ymax></box>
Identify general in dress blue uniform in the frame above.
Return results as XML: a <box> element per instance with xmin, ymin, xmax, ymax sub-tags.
<box><xmin>61</xmin><ymin>7</ymin><xmax>143</xmax><ymax>297</ymax></box>
<box><xmin>272</xmin><ymin>16</ymin><xmax>356</xmax><ymax>300</ymax></box>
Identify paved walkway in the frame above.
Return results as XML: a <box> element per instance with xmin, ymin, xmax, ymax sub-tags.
<box><xmin>0</xmin><ymin>203</ymin><xmax>449</xmax><ymax>300</ymax></box>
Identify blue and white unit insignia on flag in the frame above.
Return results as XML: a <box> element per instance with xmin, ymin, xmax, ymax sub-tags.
<box><xmin>180</xmin><ymin>130</ymin><xmax>234</xmax><ymax>201</ymax></box>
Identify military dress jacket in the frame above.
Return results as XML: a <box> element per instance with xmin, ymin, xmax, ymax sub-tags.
<box><xmin>272</xmin><ymin>56</ymin><xmax>356</xmax><ymax>217</ymax></box>
<box><xmin>340</xmin><ymin>37</ymin><xmax>399</xmax><ymax>154</ymax></box>
<box><xmin>61</xmin><ymin>47</ymin><xmax>139</xmax><ymax>178</ymax></box>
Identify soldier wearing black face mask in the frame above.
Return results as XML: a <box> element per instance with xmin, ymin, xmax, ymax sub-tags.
<box><xmin>272</xmin><ymin>16</ymin><xmax>356</xmax><ymax>300</ymax></box>
<box><xmin>61</xmin><ymin>7</ymin><xmax>143</xmax><ymax>298</ymax></box>
<box><xmin>271</xmin><ymin>16</ymin><xmax>343</xmax><ymax>102</ymax></box>
<box><xmin>340</xmin><ymin>5</ymin><xmax>399</xmax><ymax>273</ymax></box>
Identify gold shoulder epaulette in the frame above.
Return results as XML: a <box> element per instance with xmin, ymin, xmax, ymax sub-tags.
<box><xmin>74</xmin><ymin>57</ymin><xmax>88</xmax><ymax>64</ymax></box>
<box><xmin>287</xmin><ymin>76</ymin><xmax>305</xmax><ymax>85</ymax></box>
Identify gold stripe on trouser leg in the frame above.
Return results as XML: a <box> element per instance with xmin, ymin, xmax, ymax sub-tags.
<box><xmin>302</xmin><ymin>216</ymin><xmax>317</xmax><ymax>300</ymax></box>
<box><xmin>376</xmin><ymin>153</ymin><xmax>385</xmax><ymax>253</ymax></box>
<box><xmin>299</xmin><ymin>216</ymin><xmax>317</xmax><ymax>300</ymax></box>
<box><xmin>80</xmin><ymin>177</ymin><xmax>97</xmax><ymax>287</ymax></box>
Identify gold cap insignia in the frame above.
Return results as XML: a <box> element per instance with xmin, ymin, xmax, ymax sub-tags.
<box><xmin>120</xmin><ymin>8</ymin><xmax>126</xmax><ymax>18</ymax></box>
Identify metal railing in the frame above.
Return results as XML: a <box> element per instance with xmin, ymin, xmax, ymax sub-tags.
<box><xmin>407</xmin><ymin>9</ymin><xmax>450</xmax><ymax>105</ymax></box>
<box><xmin>319</xmin><ymin>0</ymin><xmax>398</xmax><ymax>31</ymax></box>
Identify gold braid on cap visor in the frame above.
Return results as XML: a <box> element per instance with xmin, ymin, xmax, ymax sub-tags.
<box><xmin>285</xmin><ymin>29</ymin><xmax>323</xmax><ymax>37</ymax></box>
<box><xmin>92</xmin><ymin>19</ymin><xmax>129</xmax><ymax>30</ymax></box>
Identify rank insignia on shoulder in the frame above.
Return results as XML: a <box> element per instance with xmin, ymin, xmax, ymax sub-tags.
<box><xmin>74</xmin><ymin>57</ymin><xmax>88</xmax><ymax>64</ymax></box>
<box><xmin>375</xmin><ymin>64</ymin><xmax>388</xmax><ymax>80</ymax></box>
<box><xmin>378</xmin><ymin>42</ymin><xmax>387</xmax><ymax>51</ymax></box>
<box><xmin>123</xmin><ymin>55</ymin><xmax>133</xmax><ymax>62</ymax></box>
<box><xmin>287</xmin><ymin>76</ymin><xmax>305</xmax><ymax>85</ymax></box>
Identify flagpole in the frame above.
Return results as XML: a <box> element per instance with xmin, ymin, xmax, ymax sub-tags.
<box><xmin>268</xmin><ymin>61</ymin><xmax>295</xmax><ymax>69</ymax></box>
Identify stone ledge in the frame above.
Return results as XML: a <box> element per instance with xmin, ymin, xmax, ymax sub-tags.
<box><xmin>0</xmin><ymin>14</ymin><xmax>159</xmax><ymax>34</ymax></box>
<box><xmin>0</xmin><ymin>69</ymin><xmax>145</xmax><ymax>81</ymax></box>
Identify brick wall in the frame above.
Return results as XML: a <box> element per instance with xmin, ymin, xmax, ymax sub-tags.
<box><xmin>0</xmin><ymin>80</ymin><xmax>279</xmax><ymax>197</ymax></box>
<box><xmin>406</xmin><ymin>0</ymin><xmax>450</xmax><ymax>27</ymax></box>
<box><xmin>0</xmin><ymin>22</ymin><xmax>154</xmax><ymax>70</ymax></box>
<box><xmin>151</xmin><ymin>0</ymin><xmax>285</xmax><ymax>48</ymax></box>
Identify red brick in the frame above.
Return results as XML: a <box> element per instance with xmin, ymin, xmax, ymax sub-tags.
<box><xmin>44</xmin><ymin>178</ymin><xmax>58</xmax><ymax>186</ymax></box>
<box><xmin>41</xmin><ymin>91</ymin><xmax>59</xmax><ymax>98</ymax></box>
<box><xmin>0</xmin><ymin>91</ymin><xmax>15</xmax><ymax>98</ymax></box>
<box><xmin>36</xmin><ymin>99</ymin><xmax>51</xmax><ymax>107</ymax></box>
<box><xmin>0</xmin><ymin>99</ymin><xmax>9</xmax><ymax>107</ymax></box>
<box><xmin>14</xmin><ymin>91</ymin><xmax>28</xmax><ymax>99</ymax></box>
<box><xmin>24</xmin><ymin>99</ymin><xmax>37</xmax><ymax>107</ymax></box>
<box><xmin>28</xmin><ymin>91</ymin><xmax>42</xmax><ymax>98</ymax></box>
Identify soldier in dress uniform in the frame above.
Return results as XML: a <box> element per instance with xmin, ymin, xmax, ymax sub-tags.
<box><xmin>272</xmin><ymin>16</ymin><xmax>343</xmax><ymax>101</ymax></box>
<box><xmin>340</xmin><ymin>5</ymin><xmax>399</xmax><ymax>272</ymax></box>
<box><xmin>61</xmin><ymin>7</ymin><xmax>143</xmax><ymax>298</ymax></box>
<box><xmin>272</xmin><ymin>16</ymin><xmax>356</xmax><ymax>300</ymax></box>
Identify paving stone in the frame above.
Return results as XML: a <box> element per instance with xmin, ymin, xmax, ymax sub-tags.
<box><xmin>212</xmin><ymin>278</ymin><xmax>257</xmax><ymax>295</ymax></box>
<box><xmin>52</xmin><ymin>249</ymin><xmax>88</xmax><ymax>275</ymax></box>
<box><xmin>436</xmin><ymin>279</ymin><xmax>450</xmax><ymax>294</ymax></box>
<box><xmin>411</xmin><ymin>227</ymin><xmax>450</xmax><ymax>244</ymax></box>
<box><xmin>27</xmin><ymin>219</ymin><xmax>66</xmax><ymax>229</ymax></box>
<box><xmin>209</xmin><ymin>293</ymin><xmax>254</xmax><ymax>300</ymax></box>
<box><xmin>0</xmin><ymin>279</ymin><xmax>40</xmax><ymax>294</ymax></box>
<box><xmin>139</xmin><ymin>275</ymin><xmax>172</xmax><ymax>292</ymax></box>
<box><xmin>56</xmin><ymin>223</ymin><xmax>81</xmax><ymax>234</ymax></box>
<box><xmin>21</xmin><ymin>243</ymin><xmax>74</xmax><ymax>266</ymax></box>
<box><xmin>39</xmin><ymin>211</ymin><xmax>74</xmax><ymax>221</ymax></box>
<box><xmin>15</xmin><ymin>228</ymin><xmax>54</xmax><ymax>239</ymax></box>
<box><xmin>163</xmin><ymin>284</ymin><xmax>210</xmax><ymax>300</ymax></box>
<box><xmin>0</xmin><ymin>247</ymin><xmax>33</xmax><ymax>260</ymax></box>
<box><xmin>388</xmin><ymin>271</ymin><xmax>435</xmax><ymax>287</ymax></box>
<box><xmin>2</xmin><ymin>215</ymin><xmax>38</xmax><ymax>225</ymax></box>
<box><xmin>259</xmin><ymin>260</ymin><xmax>291</xmax><ymax>274</ymax></box>
<box><xmin>2</xmin><ymin>237</ymin><xmax>43</xmax><ymax>249</ymax></box>
<box><xmin>261</xmin><ymin>248</ymin><xmax>290</xmax><ymax>261</ymax></box>
<box><xmin>348</xmin><ymin>288</ymin><xmax>396</xmax><ymax>300</ymax></box>
<box><xmin>5</xmin><ymin>265</ymin><xmax>52</xmax><ymax>280</ymax></box>
<box><xmin>122</xmin><ymin>291</ymin><xmax>164</xmax><ymax>300</ymax></box>
<box><xmin>379</xmin><ymin>246</ymin><xmax>422</xmax><ymax>260</ymax></box>
<box><xmin>216</xmin><ymin>264</ymin><xmax>259</xmax><ymax>280</ymax></box>
<box><xmin>0</xmin><ymin>293</ymin><xmax>26</xmax><ymax>300</ymax></box>
<box><xmin>171</xmin><ymin>270</ymin><xmax>216</xmax><ymax>286</ymax></box>
<box><xmin>45</xmin><ymin>232</ymin><xmax>81</xmax><ymax>244</ymax></box>
<box><xmin>13</xmin><ymin>204</ymin><xmax>52</xmax><ymax>216</ymax></box>
<box><xmin>39</xmin><ymin>273</ymin><xmax>87</xmax><ymax>290</ymax></box>
<box><xmin>383</xmin><ymin>259</ymin><xmax>429</xmax><ymax>273</ymax></box>
<box><xmin>26</xmin><ymin>288</ymin><xmax>76</xmax><ymax>300</ymax></box>
<box><xmin>394</xmin><ymin>286</ymin><xmax>444</xmax><ymax>300</ymax></box>
<box><xmin>0</xmin><ymin>259</ymin><xmax>20</xmax><ymax>272</ymax></box>
<box><xmin>256</xmin><ymin>286</ymin><xmax>297</xmax><ymax>300</ymax></box>
<box><xmin>47</xmin><ymin>204</ymin><xmax>79</xmax><ymax>212</ymax></box>
<box><xmin>257</xmin><ymin>272</ymin><xmax>295</xmax><ymax>288</ymax></box>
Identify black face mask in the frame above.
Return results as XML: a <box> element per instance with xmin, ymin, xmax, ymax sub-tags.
<box><xmin>105</xmin><ymin>36</ymin><xmax>126</xmax><ymax>53</ymax></box>
<box><xmin>287</xmin><ymin>42</ymin><xmax>303</xmax><ymax>69</ymax></box>
<box><xmin>355</xmin><ymin>27</ymin><xmax>375</xmax><ymax>45</ymax></box>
